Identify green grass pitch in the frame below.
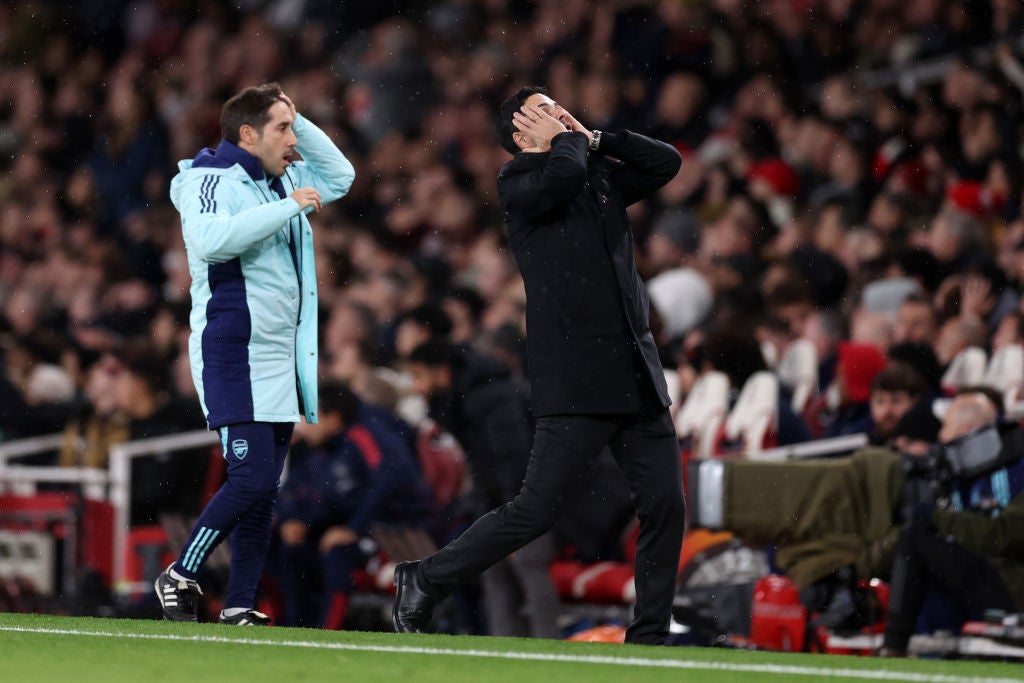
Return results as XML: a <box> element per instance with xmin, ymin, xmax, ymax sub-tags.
<box><xmin>2</xmin><ymin>612</ymin><xmax>1022</xmax><ymax>683</ymax></box>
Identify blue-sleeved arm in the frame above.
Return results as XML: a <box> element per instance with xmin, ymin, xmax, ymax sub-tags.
<box><xmin>344</xmin><ymin>430</ymin><xmax>415</xmax><ymax>536</ymax></box>
<box><xmin>287</xmin><ymin>113</ymin><xmax>356</xmax><ymax>205</ymax></box>
<box><xmin>179</xmin><ymin>174</ymin><xmax>302</xmax><ymax>263</ymax></box>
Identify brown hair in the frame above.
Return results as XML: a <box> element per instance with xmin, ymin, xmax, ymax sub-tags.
<box><xmin>220</xmin><ymin>82</ymin><xmax>284</xmax><ymax>144</ymax></box>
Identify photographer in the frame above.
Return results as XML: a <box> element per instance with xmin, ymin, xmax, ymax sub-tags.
<box><xmin>880</xmin><ymin>392</ymin><xmax>1024</xmax><ymax>656</ymax></box>
<box><xmin>688</xmin><ymin>390</ymin><xmax>1023</xmax><ymax>643</ymax></box>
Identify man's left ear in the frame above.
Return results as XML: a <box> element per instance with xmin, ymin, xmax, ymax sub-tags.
<box><xmin>239</xmin><ymin>124</ymin><xmax>257</xmax><ymax>145</ymax></box>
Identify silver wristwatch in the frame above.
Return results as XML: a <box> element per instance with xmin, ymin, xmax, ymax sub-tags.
<box><xmin>589</xmin><ymin>130</ymin><xmax>602</xmax><ymax>151</ymax></box>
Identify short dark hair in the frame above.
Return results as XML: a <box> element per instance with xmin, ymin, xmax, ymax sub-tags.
<box><xmin>764</xmin><ymin>273</ymin><xmax>815</xmax><ymax>310</ymax></box>
<box><xmin>496</xmin><ymin>85</ymin><xmax>548</xmax><ymax>154</ymax></box>
<box><xmin>871</xmin><ymin>361</ymin><xmax>926</xmax><ymax>397</ymax></box>
<box><xmin>319</xmin><ymin>380</ymin><xmax>362</xmax><ymax>425</ymax></box>
<box><xmin>118</xmin><ymin>340</ymin><xmax>170</xmax><ymax>393</ymax></box>
<box><xmin>407</xmin><ymin>340</ymin><xmax>456</xmax><ymax>369</ymax></box>
<box><xmin>887</xmin><ymin>341</ymin><xmax>942</xmax><ymax>389</ymax></box>
<box><xmin>399</xmin><ymin>302</ymin><xmax>453</xmax><ymax>338</ymax></box>
<box><xmin>221</xmin><ymin>82</ymin><xmax>284</xmax><ymax>144</ymax></box>
<box><xmin>444</xmin><ymin>286</ymin><xmax>487</xmax><ymax>322</ymax></box>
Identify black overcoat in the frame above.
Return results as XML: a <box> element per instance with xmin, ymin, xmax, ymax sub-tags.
<box><xmin>497</xmin><ymin>130</ymin><xmax>683</xmax><ymax>417</ymax></box>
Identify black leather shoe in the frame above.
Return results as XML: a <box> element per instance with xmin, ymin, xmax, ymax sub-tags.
<box><xmin>393</xmin><ymin>560</ymin><xmax>437</xmax><ymax>633</ymax></box>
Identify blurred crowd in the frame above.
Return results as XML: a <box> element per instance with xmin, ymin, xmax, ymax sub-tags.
<box><xmin>3</xmin><ymin>0</ymin><xmax>1024</xmax><ymax>631</ymax></box>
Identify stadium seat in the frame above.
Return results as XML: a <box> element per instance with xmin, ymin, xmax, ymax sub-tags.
<box><xmin>722</xmin><ymin>371</ymin><xmax>779</xmax><ymax>456</ymax></box>
<box><xmin>674</xmin><ymin>371</ymin><xmax>730</xmax><ymax>460</ymax></box>
<box><xmin>776</xmin><ymin>339</ymin><xmax>819</xmax><ymax>413</ymax></box>
<box><xmin>548</xmin><ymin>560</ymin><xmax>635</xmax><ymax>604</ymax></box>
<box><xmin>663</xmin><ymin>368</ymin><xmax>682</xmax><ymax>408</ymax></box>
<box><xmin>982</xmin><ymin>344</ymin><xmax>1024</xmax><ymax>417</ymax></box>
<box><xmin>415</xmin><ymin>420</ymin><xmax>466</xmax><ymax>508</ymax></box>
<box><xmin>940</xmin><ymin>346</ymin><xmax>987</xmax><ymax>396</ymax></box>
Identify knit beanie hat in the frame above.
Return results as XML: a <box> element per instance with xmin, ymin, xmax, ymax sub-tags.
<box><xmin>837</xmin><ymin>341</ymin><xmax>888</xmax><ymax>403</ymax></box>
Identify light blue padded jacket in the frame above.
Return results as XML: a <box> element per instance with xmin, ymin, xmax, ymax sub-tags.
<box><xmin>169</xmin><ymin>114</ymin><xmax>354</xmax><ymax>428</ymax></box>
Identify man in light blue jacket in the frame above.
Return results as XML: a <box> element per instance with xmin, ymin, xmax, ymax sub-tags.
<box><xmin>156</xmin><ymin>82</ymin><xmax>355</xmax><ymax>625</ymax></box>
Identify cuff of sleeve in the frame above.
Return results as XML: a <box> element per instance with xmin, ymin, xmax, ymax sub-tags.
<box><xmin>552</xmin><ymin>130</ymin><xmax>587</xmax><ymax>146</ymax></box>
<box><xmin>595</xmin><ymin>130</ymin><xmax>628</xmax><ymax>153</ymax></box>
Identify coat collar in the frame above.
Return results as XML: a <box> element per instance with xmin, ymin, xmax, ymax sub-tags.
<box><xmin>191</xmin><ymin>139</ymin><xmax>266</xmax><ymax>183</ymax></box>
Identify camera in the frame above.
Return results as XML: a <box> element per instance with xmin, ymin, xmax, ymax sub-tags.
<box><xmin>900</xmin><ymin>422</ymin><xmax>1021</xmax><ymax>517</ymax></box>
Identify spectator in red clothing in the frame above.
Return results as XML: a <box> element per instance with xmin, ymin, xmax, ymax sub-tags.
<box><xmin>824</xmin><ymin>342</ymin><xmax>888</xmax><ymax>438</ymax></box>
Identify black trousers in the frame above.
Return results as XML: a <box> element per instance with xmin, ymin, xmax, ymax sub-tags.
<box><xmin>419</xmin><ymin>409</ymin><xmax>686</xmax><ymax>644</ymax></box>
<box><xmin>884</xmin><ymin>520</ymin><xmax>1014</xmax><ymax>650</ymax></box>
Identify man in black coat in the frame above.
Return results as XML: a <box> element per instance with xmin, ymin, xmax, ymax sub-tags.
<box><xmin>405</xmin><ymin>340</ymin><xmax>560</xmax><ymax>638</ymax></box>
<box><xmin>393</xmin><ymin>85</ymin><xmax>686</xmax><ymax>645</ymax></box>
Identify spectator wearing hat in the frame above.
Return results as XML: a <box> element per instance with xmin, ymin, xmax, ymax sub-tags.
<box><xmin>860</xmin><ymin>277</ymin><xmax>925</xmax><ymax>316</ymax></box>
<box><xmin>824</xmin><ymin>342</ymin><xmax>888</xmax><ymax>438</ymax></box>
<box><xmin>946</xmin><ymin>180</ymin><xmax>1006</xmax><ymax>220</ymax></box>
<box><xmin>748</xmin><ymin>158</ymin><xmax>801</xmax><ymax>199</ymax></box>
<box><xmin>646</xmin><ymin>267</ymin><xmax>713</xmax><ymax>343</ymax></box>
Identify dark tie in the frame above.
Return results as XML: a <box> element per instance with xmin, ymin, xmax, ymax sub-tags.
<box><xmin>269</xmin><ymin>175</ymin><xmax>287</xmax><ymax>200</ymax></box>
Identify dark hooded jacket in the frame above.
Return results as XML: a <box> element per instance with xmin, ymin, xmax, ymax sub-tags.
<box><xmin>429</xmin><ymin>348</ymin><xmax>534</xmax><ymax>509</ymax></box>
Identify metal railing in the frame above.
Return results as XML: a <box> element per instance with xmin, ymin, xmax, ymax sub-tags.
<box><xmin>0</xmin><ymin>432</ymin><xmax>66</xmax><ymax>466</ymax></box>
<box><xmin>0</xmin><ymin>465</ymin><xmax>110</xmax><ymax>499</ymax></box>
<box><xmin>0</xmin><ymin>428</ymin><xmax>221</xmax><ymax>594</ymax></box>
<box><xmin>746</xmin><ymin>433</ymin><xmax>869</xmax><ymax>461</ymax></box>
<box><xmin>1</xmin><ymin>428</ymin><xmax>869</xmax><ymax>594</ymax></box>
<box><xmin>107</xmin><ymin>429</ymin><xmax>220</xmax><ymax>592</ymax></box>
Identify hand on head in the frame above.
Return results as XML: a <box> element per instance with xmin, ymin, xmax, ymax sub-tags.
<box><xmin>513</xmin><ymin>104</ymin><xmax>568</xmax><ymax>151</ymax></box>
<box><xmin>278</xmin><ymin>92</ymin><xmax>297</xmax><ymax>118</ymax></box>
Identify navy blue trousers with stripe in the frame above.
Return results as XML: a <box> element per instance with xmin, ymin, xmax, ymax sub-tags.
<box><xmin>174</xmin><ymin>422</ymin><xmax>293</xmax><ymax>609</ymax></box>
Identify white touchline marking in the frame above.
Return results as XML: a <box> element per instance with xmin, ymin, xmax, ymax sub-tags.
<box><xmin>1</xmin><ymin>625</ymin><xmax>1021</xmax><ymax>683</ymax></box>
